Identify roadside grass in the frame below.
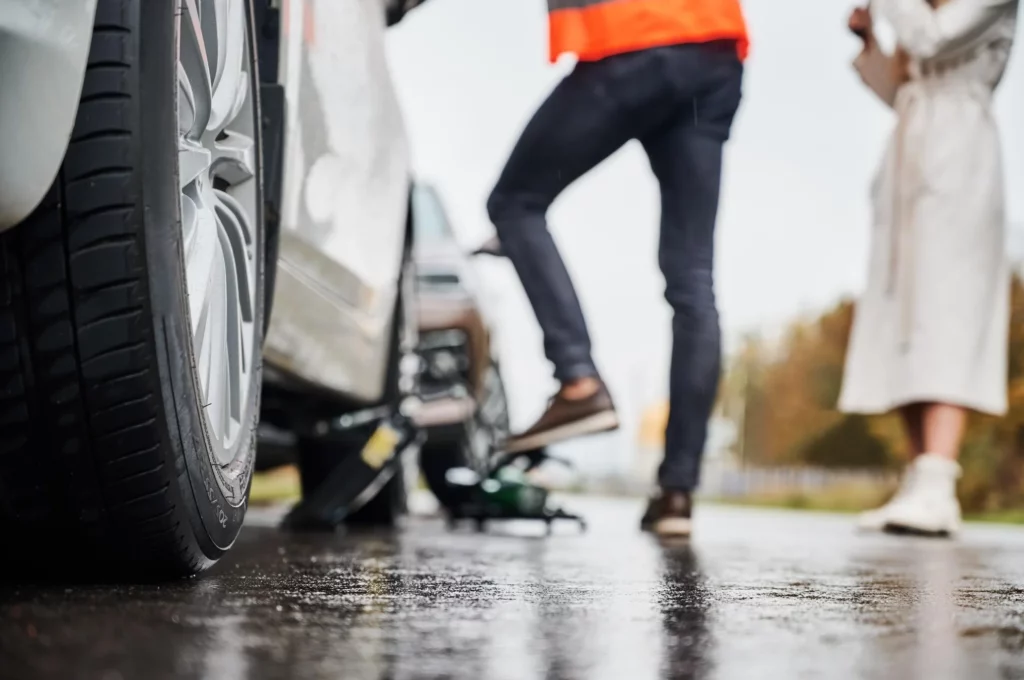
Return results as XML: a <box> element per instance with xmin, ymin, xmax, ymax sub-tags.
<box><xmin>250</xmin><ymin>465</ymin><xmax>301</xmax><ymax>505</ymax></box>
<box><xmin>708</xmin><ymin>485</ymin><xmax>1024</xmax><ymax>525</ymax></box>
<box><xmin>249</xmin><ymin>464</ymin><xmax>431</xmax><ymax>506</ymax></box>
<box><xmin>964</xmin><ymin>509</ymin><xmax>1024</xmax><ymax>525</ymax></box>
<box><xmin>706</xmin><ymin>482</ymin><xmax>891</xmax><ymax>516</ymax></box>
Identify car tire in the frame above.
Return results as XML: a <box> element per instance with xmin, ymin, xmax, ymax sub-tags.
<box><xmin>420</xmin><ymin>362</ymin><xmax>510</xmax><ymax>513</ymax></box>
<box><xmin>0</xmin><ymin>0</ymin><xmax>264</xmax><ymax>580</ymax></box>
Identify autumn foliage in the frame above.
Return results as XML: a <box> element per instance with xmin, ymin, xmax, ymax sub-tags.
<box><xmin>720</xmin><ymin>278</ymin><xmax>1024</xmax><ymax>513</ymax></box>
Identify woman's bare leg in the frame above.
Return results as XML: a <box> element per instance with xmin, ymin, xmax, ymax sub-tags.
<box><xmin>921</xmin><ymin>402</ymin><xmax>967</xmax><ymax>460</ymax></box>
<box><xmin>899</xmin><ymin>402</ymin><xmax>926</xmax><ymax>457</ymax></box>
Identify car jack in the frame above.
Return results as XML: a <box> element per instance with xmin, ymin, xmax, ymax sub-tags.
<box><xmin>281</xmin><ymin>402</ymin><xmax>425</xmax><ymax>532</ymax></box>
<box><xmin>443</xmin><ymin>447</ymin><xmax>587</xmax><ymax>535</ymax></box>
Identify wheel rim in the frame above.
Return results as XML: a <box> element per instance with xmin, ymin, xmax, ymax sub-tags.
<box><xmin>466</xmin><ymin>366</ymin><xmax>509</xmax><ymax>470</ymax></box>
<box><xmin>177</xmin><ymin>0</ymin><xmax>259</xmax><ymax>466</ymax></box>
<box><xmin>397</xmin><ymin>258</ymin><xmax>421</xmax><ymax>402</ymax></box>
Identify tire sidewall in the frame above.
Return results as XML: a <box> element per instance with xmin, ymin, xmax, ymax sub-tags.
<box><xmin>139</xmin><ymin>0</ymin><xmax>264</xmax><ymax>556</ymax></box>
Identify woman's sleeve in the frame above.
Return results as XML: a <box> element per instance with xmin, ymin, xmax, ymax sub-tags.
<box><xmin>854</xmin><ymin>45</ymin><xmax>899</xmax><ymax>108</ymax></box>
<box><xmin>873</xmin><ymin>0</ymin><xmax>1016</xmax><ymax>60</ymax></box>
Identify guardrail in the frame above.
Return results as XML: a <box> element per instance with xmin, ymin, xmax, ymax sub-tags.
<box><xmin>555</xmin><ymin>463</ymin><xmax>898</xmax><ymax>503</ymax></box>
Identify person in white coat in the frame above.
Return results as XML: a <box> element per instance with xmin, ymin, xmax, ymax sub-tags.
<box><xmin>841</xmin><ymin>0</ymin><xmax>1018</xmax><ymax>536</ymax></box>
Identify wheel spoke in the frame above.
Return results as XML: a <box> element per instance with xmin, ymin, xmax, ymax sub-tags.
<box><xmin>179</xmin><ymin>141</ymin><xmax>212</xmax><ymax>190</ymax></box>
<box><xmin>216</xmin><ymin>189</ymin><xmax>253</xmax><ymax>245</ymax></box>
<box><xmin>203</xmin><ymin>269</ymin><xmax>228</xmax><ymax>437</ymax></box>
<box><xmin>180</xmin><ymin>190</ymin><xmax>200</xmax><ymax>260</ymax></box>
<box><xmin>179</xmin><ymin>0</ymin><xmax>213</xmax><ymax>140</ymax></box>
<box><xmin>201</xmin><ymin>0</ymin><xmax>223</xmax><ymax>93</ymax></box>
<box><xmin>214</xmin><ymin>192</ymin><xmax>254</xmax><ymax>321</ymax></box>
<box><xmin>216</xmin><ymin>226</ymin><xmax>244</xmax><ymax>422</ymax></box>
<box><xmin>177</xmin><ymin>62</ymin><xmax>196</xmax><ymax>138</ymax></box>
<box><xmin>209</xmin><ymin>0</ymin><xmax>247</xmax><ymax>132</ymax></box>
<box><xmin>211</xmin><ymin>130</ymin><xmax>255</xmax><ymax>188</ymax></box>
<box><xmin>186</xmin><ymin>207</ymin><xmax>220</xmax><ymax>339</ymax></box>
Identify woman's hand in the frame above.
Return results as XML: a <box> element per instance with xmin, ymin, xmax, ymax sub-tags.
<box><xmin>848</xmin><ymin>6</ymin><xmax>874</xmax><ymax>44</ymax></box>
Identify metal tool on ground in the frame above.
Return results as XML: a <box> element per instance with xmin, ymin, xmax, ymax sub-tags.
<box><xmin>442</xmin><ymin>446</ymin><xmax>587</xmax><ymax>534</ymax></box>
<box><xmin>281</xmin><ymin>402</ymin><xmax>426</xmax><ymax>532</ymax></box>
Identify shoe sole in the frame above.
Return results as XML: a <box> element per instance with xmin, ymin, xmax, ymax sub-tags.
<box><xmin>503</xmin><ymin>410</ymin><xmax>620</xmax><ymax>453</ymax></box>
<box><xmin>883</xmin><ymin>522</ymin><xmax>954</xmax><ymax>538</ymax></box>
<box><xmin>856</xmin><ymin>518</ymin><xmax>888</xmax><ymax>533</ymax></box>
<box><xmin>653</xmin><ymin>517</ymin><xmax>692</xmax><ymax>538</ymax></box>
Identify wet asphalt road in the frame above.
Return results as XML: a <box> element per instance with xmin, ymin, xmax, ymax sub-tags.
<box><xmin>3</xmin><ymin>497</ymin><xmax>1024</xmax><ymax>680</ymax></box>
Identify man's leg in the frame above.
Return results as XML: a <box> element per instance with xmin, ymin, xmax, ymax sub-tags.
<box><xmin>487</xmin><ymin>62</ymin><xmax>636</xmax><ymax>383</ymax></box>
<box><xmin>487</xmin><ymin>54</ymin><xmax>669</xmax><ymax>452</ymax></box>
<box><xmin>639</xmin><ymin>45</ymin><xmax>742</xmax><ymax>534</ymax></box>
<box><xmin>650</xmin><ymin>128</ymin><xmax>724</xmax><ymax>496</ymax></box>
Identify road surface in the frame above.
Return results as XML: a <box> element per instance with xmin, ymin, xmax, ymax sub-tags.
<box><xmin>2</xmin><ymin>497</ymin><xmax>1024</xmax><ymax>680</ymax></box>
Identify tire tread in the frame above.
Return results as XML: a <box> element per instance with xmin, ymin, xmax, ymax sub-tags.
<box><xmin>0</xmin><ymin>1</ymin><xmax>207</xmax><ymax>579</ymax></box>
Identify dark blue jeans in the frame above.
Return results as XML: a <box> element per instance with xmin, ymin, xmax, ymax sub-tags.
<box><xmin>486</xmin><ymin>41</ymin><xmax>743</xmax><ymax>492</ymax></box>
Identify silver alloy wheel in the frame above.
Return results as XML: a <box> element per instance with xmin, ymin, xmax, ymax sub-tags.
<box><xmin>177</xmin><ymin>0</ymin><xmax>259</xmax><ymax>466</ymax></box>
<box><xmin>466</xmin><ymin>365</ymin><xmax>509</xmax><ymax>470</ymax></box>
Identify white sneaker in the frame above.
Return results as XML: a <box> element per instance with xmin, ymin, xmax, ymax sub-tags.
<box><xmin>857</xmin><ymin>504</ymin><xmax>898</xmax><ymax>532</ymax></box>
<box><xmin>857</xmin><ymin>453</ymin><xmax>962</xmax><ymax>537</ymax></box>
<box><xmin>857</xmin><ymin>462</ymin><xmax>920</xmax><ymax>531</ymax></box>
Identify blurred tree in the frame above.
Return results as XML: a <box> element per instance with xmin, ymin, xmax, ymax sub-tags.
<box><xmin>717</xmin><ymin>333</ymin><xmax>770</xmax><ymax>466</ymax></box>
<box><xmin>802</xmin><ymin>415</ymin><xmax>890</xmax><ymax>468</ymax></box>
<box><xmin>750</xmin><ymin>302</ymin><xmax>865</xmax><ymax>466</ymax></box>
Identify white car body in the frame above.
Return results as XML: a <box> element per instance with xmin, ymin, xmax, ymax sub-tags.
<box><xmin>265</xmin><ymin>0</ymin><xmax>411</xmax><ymax>403</ymax></box>
<box><xmin>0</xmin><ymin>0</ymin><xmax>423</xmax><ymax>406</ymax></box>
<box><xmin>0</xmin><ymin>0</ymin><xmax>100</xmax><ymax>229</ymax></box>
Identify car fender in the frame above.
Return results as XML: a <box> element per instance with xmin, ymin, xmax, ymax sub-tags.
<box><xmin>0</xmin><ymin>0</ymin><xmax>98</xmax><ymax>231</ymax></box>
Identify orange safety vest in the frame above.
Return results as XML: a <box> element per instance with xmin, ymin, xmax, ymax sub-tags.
<box><xmin>547</xmin><ymin>0</ymin><xmax>749</xmax><ymax>64</ymax></box>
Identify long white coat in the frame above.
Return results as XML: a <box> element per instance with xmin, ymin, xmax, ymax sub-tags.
<box><xmin>839</xmin><ymin>0</ymin><xmax>1019</xmax><ymax>416</ymax></box>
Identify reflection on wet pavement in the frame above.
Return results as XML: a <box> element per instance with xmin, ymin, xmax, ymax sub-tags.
<box><xmin>3</xmin><ymin>498</ymin><xmax>1024</xmax><ymax>679</ymax></box>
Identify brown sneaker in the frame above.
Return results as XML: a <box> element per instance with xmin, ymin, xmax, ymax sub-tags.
<box><xmin>502</xmin><ymin>382</ymin><xmax>619</xmax><ymax>453</ymax></box>
<box><xmin>642</xmin><ymin>491</ymin><xmax>692</xmax><ymax>537</ymax></box>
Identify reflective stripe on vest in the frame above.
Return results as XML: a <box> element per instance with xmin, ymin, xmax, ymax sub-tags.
<box><xmin>547</xmin><ymin>0</ymin><xmax>749</xmax><ymax>64</ymax></box>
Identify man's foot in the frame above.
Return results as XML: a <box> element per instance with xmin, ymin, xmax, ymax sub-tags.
<box><xmin>857</xmin><ymin>453</ymin><xmax>962</xmax><ymax>537</ymax></box>
<box><xmin>641</xmin><ymin>490</ymin><xmax>692</xmax><ymax>538</ymax></box>
<box><xmin>502</xmin><ymin>380</ymin><xmax>618</xmax><ymax>453</ymax></box>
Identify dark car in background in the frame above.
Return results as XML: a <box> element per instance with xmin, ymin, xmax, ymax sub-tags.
<box><xmin>410</xmin><ymin>184</ymin><xmax>510</xmax><ymax>511</ymax></box>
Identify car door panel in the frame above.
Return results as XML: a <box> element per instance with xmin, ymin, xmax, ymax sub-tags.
<box><xmin>263</xmin><ymin>231</ymin><xmax>393</xmax><ymax>402</ymax></box>
<box><xmin>265</xmin><ymin>0</ymin><xmax>410</xmax><ymax>403</ymax></box>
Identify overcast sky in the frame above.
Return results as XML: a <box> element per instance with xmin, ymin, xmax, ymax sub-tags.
<box><xmin>384</xmin><ymin>0</ymin><xmax>1024</xmax><ymax>472</ymax></box>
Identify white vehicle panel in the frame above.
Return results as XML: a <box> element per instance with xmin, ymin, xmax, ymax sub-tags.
<box><xmin>0</xmin><ymin>0</ymin><xmax>98</xmax><ymax>230</ymax></box>
<box><xmin>264</xmin><ymin>0</ymin><xmax>411</xmax><ymax>402</ymax></box>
